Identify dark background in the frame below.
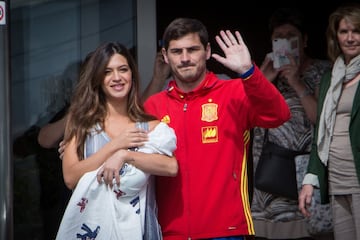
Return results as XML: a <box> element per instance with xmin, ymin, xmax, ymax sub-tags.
<box><xmin>156</xmin><ymin>1</ymin><xmax>350</xmax><ymax>76</ymax></box>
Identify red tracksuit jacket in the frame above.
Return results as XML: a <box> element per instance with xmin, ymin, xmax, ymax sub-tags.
<box><xmin>144</xmin><ymin>66</ymin><xmax>290</xmax><ymax>239</ymax></box>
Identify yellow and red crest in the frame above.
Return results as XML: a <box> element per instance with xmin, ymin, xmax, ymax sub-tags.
<box><xmin>201</xmin><ymin>103</ymin><xmax>218</xmax><ymax>122</ymax></box>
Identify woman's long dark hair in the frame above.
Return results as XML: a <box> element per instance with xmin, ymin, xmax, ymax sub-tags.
<box><xmin>64</xmin><ymin>42</ymin><xmax>156</xmax><ymax>159</ymax></box>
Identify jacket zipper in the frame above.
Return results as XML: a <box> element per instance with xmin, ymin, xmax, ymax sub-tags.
<box><xmin>183</xmin><ymin>103</ymin><xmax>188</xmax><ymax>112</ymax></box>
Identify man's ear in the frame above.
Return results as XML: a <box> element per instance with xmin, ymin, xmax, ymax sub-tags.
<box><xmin>206</xmin><ymin>43</ymin><xmax>211</xmax><ymax>60</ymax></box>
<box><xmin>161</xmin><ymin>47</ymin><xmax>169</xmax><ymax>64</ymax></box>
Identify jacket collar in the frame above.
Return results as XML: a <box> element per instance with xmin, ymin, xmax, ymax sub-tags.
<box><xmin>166</xmin><ymin>71</ymin><xmax>219</xmax><ymax>100</ymax></box>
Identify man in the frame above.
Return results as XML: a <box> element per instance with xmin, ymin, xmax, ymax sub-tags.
<box><xmin>143</xmin><ymin>18</ymin><xmax>291</xmax><ymax>239</ymax></box>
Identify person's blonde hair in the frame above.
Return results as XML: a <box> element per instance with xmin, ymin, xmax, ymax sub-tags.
<box><xmin>326</xmin><ymin>3</ymin><xmax>360</xmax><ymax>63</ymax></box>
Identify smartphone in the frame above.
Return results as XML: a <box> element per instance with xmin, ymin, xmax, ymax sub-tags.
<box><xmin>272</xmin><ymin>37</ymin><xmax>299</xmax><ymax>69</ymax></box>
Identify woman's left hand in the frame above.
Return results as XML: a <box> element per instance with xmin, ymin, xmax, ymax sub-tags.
<box><xmin>278</xmin><ymin>54</ymin><xmax>301</xmax><ymax>87</ymax></box>
<box><xmin>97</xmin><ymin>149</ymin><xmax>129</xmax><ymax>188</ymax></box>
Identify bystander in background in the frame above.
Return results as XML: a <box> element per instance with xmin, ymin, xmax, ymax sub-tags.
<box><xmin>299</xmin><ymin>4</ymin><xmax>360</xmax><ymax>240</ymax></box>
<box><xmin>251</xmin><ymin>8</ymin><xmax>333</xmax><ymax>240</ymax></box>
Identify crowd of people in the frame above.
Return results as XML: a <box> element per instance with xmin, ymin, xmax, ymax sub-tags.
<box><xmin>25</xmin><ymin>2</ymin><xmax>360</xmax><ymax>240</ymax></box>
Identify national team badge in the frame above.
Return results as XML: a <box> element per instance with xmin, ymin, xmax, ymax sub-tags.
<box><xmin>201</xmin><ymin>103</ymin><xmax>218</xmax><ymax>122</ymax></box>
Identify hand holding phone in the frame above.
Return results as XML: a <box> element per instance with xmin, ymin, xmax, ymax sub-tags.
<box><xmin>272</xmin><ymin>37</ymin><xmax>299</xmax><ymax>69</ymax></box>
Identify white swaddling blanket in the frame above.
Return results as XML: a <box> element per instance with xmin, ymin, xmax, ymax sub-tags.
<box><xmin>56</xmin><ymin>122</ymin><xmax>176</xmax><ymax>240</ymax></box>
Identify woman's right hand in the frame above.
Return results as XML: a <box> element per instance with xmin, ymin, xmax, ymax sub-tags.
<box><xmin>260</xmin><ymin>53</ymin><xmax>279</xmax><ymax>82</ymax></box>
<box><xmin>97</xmin><ymin>149</ymin><xmax>129</xmax><ymax>187</ymax></box>
<box><xmin>298</xmin><ymin>184</ymin><xmax>314</xmax><ymax>217</ymax></box>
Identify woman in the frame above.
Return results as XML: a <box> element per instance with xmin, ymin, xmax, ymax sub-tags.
<box><xmin>251</xmin><ymin>8</ymin><xmax>333</xmax><ymax>239</ymax></box>
<box><xmin>299</xmin><ymin>4</ymin><xmax>360</xmax><ymax>240</ymax></box>
<box><xmin>56</xmin><ymin>42</ymin><xmax>178</xmax><ymax>240</ymax></box>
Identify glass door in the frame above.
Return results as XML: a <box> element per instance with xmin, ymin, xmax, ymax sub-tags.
<box><xmin>9</xmin><ymin>1</ymin><xmax>155</xmax><ymax>239</ymax></box>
